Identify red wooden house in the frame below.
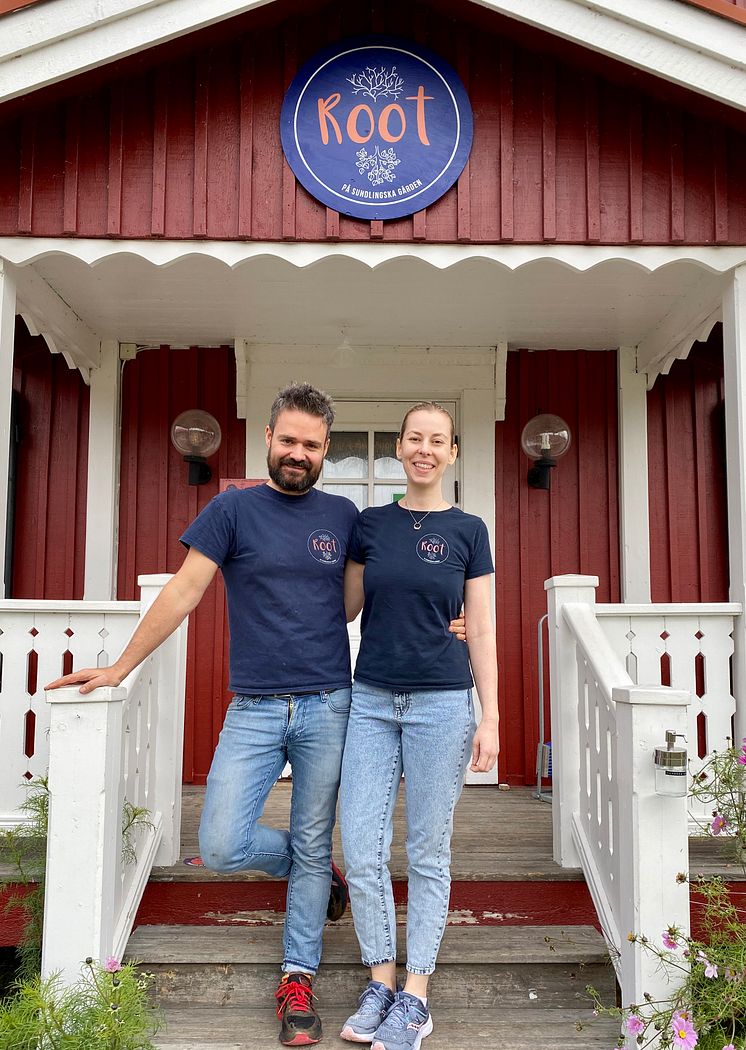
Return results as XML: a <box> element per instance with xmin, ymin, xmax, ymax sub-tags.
<box><xmin>0</xmin><ymin>0</ymin><xmax>745</xmax><ymax>1026</ymax></box>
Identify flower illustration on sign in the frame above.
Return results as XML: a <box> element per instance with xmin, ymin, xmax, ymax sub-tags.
<box><xmin>346</xmin><ymin>66</ymin><xmax>404</xmax><ymax>100</ymax></box>
<box><xmin>356</xmin><ymin>146</ymin><xmax>401</xmax><ymax>186</ymax></box>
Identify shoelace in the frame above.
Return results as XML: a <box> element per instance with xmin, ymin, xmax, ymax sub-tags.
<box><xmin>381</xmin><ymin>998</ymin><xmax>424</xmax><ymax>1031</ymax></box>
<box><xmin>358</xmin><ymin>984</ymin><xmax>392</xmax><ymax>1014</ymax></box>
<box><xmin>275</xmin><ymin>978</ymin><xmax>315</xmax><ymax>1018</ymax></box>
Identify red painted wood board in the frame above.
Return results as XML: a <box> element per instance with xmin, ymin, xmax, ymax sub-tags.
<box><xmin>647</xmin><ymin>328</ymin><xmax>728</xmax><ymax>604</ymax></box>
<box><xmin>11</xmin><ymin>319</ymin><xmax>89</xmax><ymax>600</ymax></box>
<box><xmin>117</xmin><ymin>345</ymin><xmax>246</xmax><ymax>784</ymax></box>
<box><xmin>1</xmin><ymin>0</ymin><xmax>745</xmax><ymax>244</ymax></box>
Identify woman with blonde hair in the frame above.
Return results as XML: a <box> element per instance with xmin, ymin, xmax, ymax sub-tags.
<box><xmin>340</xmin><ymin>401</ymin><xmax>498</xmax><ymax>1050</ymax></box>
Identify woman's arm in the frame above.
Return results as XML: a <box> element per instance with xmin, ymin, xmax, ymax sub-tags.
<box><xmin>344</xmin><ymin>560</ymin><xmax>365</xmax><ymax>622</ymax></box>
<box><xmin>463</xmin><ymin>573</ymin><xmax>499</xmax><ymax>773</ymax></box>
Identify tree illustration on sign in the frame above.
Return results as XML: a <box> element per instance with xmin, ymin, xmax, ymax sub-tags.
<box><xmin>356</xmin><ymin>147</ymin><xmax>401</xmax><ymax>186</ymax></box>
<box><xmin>346</xmin><ymin>66</ymin><xmax>404</xmax><ymax>100</ymax></box>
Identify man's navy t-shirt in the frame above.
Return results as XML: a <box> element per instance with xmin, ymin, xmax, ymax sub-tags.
<box><xmin>348</xmin><ymin>502</ymin><xmax>494</xmax><ymax>690</ymax></box>
<box><xmin>180</xmin><ymin>484</ymin><xmax>359</xmax><ymax>695</ymax></box>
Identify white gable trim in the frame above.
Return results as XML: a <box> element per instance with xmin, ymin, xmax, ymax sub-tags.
<box><xmin>0</xmin><ymin>0</ymin><xmax>744</xmax><ymax>110</ymax></box>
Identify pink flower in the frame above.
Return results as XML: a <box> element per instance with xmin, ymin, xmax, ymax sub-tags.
<box><xmin>710</xmin><ymin>814</ymin><xmax>728</xmax><ymax>836</ymax></box>
<box><xmin>697</xmin><ymin>950</ymin><xmax>718</xmax><ymax>978</ymax></box>
<box><xmin>737</xmin><ymin>754</ymin><xmax>746</xmax><ymax>766</ymax></box>
<box><xmin>626</xmin><ymin>1015</ymin><xmax>645</xmax><ymax>1035</ymax></box>
<box><xmin>104</xmin><ymin>957</ymin><xmax>122</xmax><ymax>973</ymax></box>
<box><xmin>671</xmin><ymin>1012</ymin><xmax>698</xmax><ymax>1050</ymax></box>
<box><xmin>662</xmin><ymin>931</ymin><xmax>678</xmax><ymax>950</ymax></box>
<box><xmin>721</xmin><ymin>1044</ymin><xmax>735</xmax><ymax>1050</ymax></box>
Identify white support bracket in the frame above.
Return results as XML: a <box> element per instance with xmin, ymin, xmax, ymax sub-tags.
<box><xmin>12</xmin><ymin>261</ymin><xmax>101</xmax><ymax>378</ymax></box>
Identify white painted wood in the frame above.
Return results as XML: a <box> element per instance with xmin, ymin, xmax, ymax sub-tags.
<box><xmin>0</xmin><ymin>260</ymin><xmax>16</xmax><ymax>599</ymax></box>
<box><xmin>0</xmin><ymin>0</ymin><xmax>275</xmax><ymax>103</ymax></box>
<box><xmin>1</xmin><ymin>0</ymin><xmax>744</xmax><ymax>110</ymax></box>
<box><xmin>544</xmin><ymin>574</ymin><xmax>600</xmax><ymax>868</ymax></box>
<box><xmin>494</xmin><ymin>342</ymin><xmax>508</xmax><ymax>422</ymax></box>
<box><xmin>617</xmin><ymin>347</ymin><xmax>651</xmax><ymax>603</ymax></box>
<box><xmin>40</xmin><ymin>576</ymin><xmax>188</xmax><ymax>983</ymax></box>
<box><xmin>0</xmin><ymin>603</ymin><xmax>139</xmax><ymax>826</ymax></box>
<box><xmin>461</xmin><ymin>384</ymin><xmax>498</xmax><ymax>784</ymax></box>
<box><xmin>84</xmin><ymin>341</ymin><xmax>121</xmax><ymax>599</ymax></box>
<box><xmin>0</xmin><ymin>243</ymin><xmax>741</xmax><ymax>383</ymax></box>
<box><xmin>636</xmin><ymin>281</ymin><xmax>725</xmax><ymax>381</ymax></box>
<box><xmin>722</xmin><ymin>266</ymin><xmax>746</xmax><ymax>749</ymax></box>
<box><xmin>43</xmin><ymin>684</ymin><xmax>126</xmax><ymax>985</ymax></box>
<box><xmin>11</xmin><ymin>259</ymin><xmax>101</xmax><ymax>376</ymax></box>
<box><xmin>234</xmin><ymin>338</ymin><xmax>249</xmax><ymax>421</ymax></box>
<box><xmin>138</xmin><ymin>574</ymin><xmax>188</xmax><ymax>867</ymax></box>
<box><xmin>546</xmin><ymin>574</ymin><xmax>692</xmax><ymax>1011</ymax></box>
<box><xmin>472</xmin><ymin>0</ymin><xmax>746</xmax><ymax>111</ymax></box>
<box><xmin>613</xmin><ymin>685</ymin><xmax>690</xmax><ymax>1009</ymax></box>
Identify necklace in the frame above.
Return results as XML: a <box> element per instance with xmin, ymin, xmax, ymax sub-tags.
<box><xmin>400</xmin><ymin>499</ymin><xmax>444</xmax><ymax>530</ymax></box>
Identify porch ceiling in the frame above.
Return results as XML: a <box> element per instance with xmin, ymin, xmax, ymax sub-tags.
<box><xmin>4</xmin><ymin>240</ymin><xmax>743</xmax><ymax>378</ymax></box>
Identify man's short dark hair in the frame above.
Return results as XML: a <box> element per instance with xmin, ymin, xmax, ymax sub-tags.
<box><xmin>268</xmin><ymin>382</ymin><xmax>335</xmax><ymax>434</ymax></box>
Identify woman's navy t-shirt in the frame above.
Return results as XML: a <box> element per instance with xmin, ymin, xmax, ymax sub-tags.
<box><xmin>348</xmin><ymin>502</ymin><xmax>494</xmax><ymax>690</ymax></box>
<box><xmin>180</xmin><ymin>483</ymin><xmax>358</xmax><ymax>695</ymax></box>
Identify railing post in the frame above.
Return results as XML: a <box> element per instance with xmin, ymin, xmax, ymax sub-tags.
<box><xmin>43</xmin><ymin>685</ymin><xmax>126</xmax><ymax>986</ymax></box>
<box><xmin>613</xmin><ymin>685</ymin><xmax>691</xmax><ymax>1011</ymax></box>
<box><xmin>545</xmin><ymin>574</ymin><xmax>599</xmax><ymax>868</ymax></box>
<box><xmin>137</xmin><ymin>574</ymin><xmax>187</xmax><ymax>867</ymax></box>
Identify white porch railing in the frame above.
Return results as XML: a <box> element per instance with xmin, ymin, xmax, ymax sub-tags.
<box><xmin>0</xmin><ymin>575</ymin><xmax>188</xmax><ymax>987</ymax></box>
<box><xmin>546</xmin><ymin>575</ymin><xmax>692</xmax><ymax>1009</ymax></box>
<box><xmin>596</xmin><ymin>602</ymin><xmax>740</xmax><ymax>827</ymax></box>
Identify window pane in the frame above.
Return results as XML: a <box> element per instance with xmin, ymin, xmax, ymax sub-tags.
<box><xmin>323</xmin><ymin>483</ymin><xmax>368</xmax><ymax>511</ymax></box>
<box><xmin>374</xmin><ymin>484</ymin><xmax>406</xmax><ymax>507</ymax></box>
<box><xmin>374</xmin><ymin>432</ymin><xmax>405</xmax><ymax>480</ymax></box>
<box><xmin>324</xmin><ymin>431</ymin><xmax>368</xmax><ymax>478</ymax></box>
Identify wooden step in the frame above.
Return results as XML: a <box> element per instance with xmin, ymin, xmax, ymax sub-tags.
<box><xmin>126</xmin><ymin>923</ymin><xmax>616</xmax><ymax>1009</ymax></box>
<box><xmin>153</xmin><ymin>1005</ymin><xmax>619</xmax><ymax>1050</ymax></box>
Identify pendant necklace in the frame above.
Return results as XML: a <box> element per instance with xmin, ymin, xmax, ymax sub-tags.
<box><xmin>401</xmin><ymin>500</ymin><xmax>443</xmax><ymax>531</ymax></box>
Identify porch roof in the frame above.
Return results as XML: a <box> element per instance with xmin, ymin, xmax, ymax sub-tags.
<box><xmin>3</xmin><ymin>238</ymin><xmax>746</xmax><ymax>384</ymax></box>
<box><xmin>0</xmin><ymin>0</ymin><xmax>745</xmax><ymax>112</ymax></box>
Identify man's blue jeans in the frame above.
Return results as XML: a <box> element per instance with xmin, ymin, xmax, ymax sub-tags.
<box><xmin>198</xmin><ymin>688</ymin><xmax>351</xmax><ymax>974</ymax></box>
<box><xmin>340</xmin><ymin>682</ymin><xmax>475</xmax><ymax>976</ymax></box>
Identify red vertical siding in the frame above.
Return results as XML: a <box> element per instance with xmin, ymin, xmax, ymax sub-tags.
<box><xmin>648</xmin><ymin>328</ymin><xmax>728</xmax><ymax>603</ymax></box>
<box><xmin>1</xmin><ymin>0</ymin><xmax>745</xmax><ymax>244</ymax></box>
<box><xmin>495</xmin><ymin>349</ymin><xmax>620</xmax><ymax>785</ymax></box>
<box><xmin>11</xmin><ymin>319</ymin><xmax>88</xmax><ymax>600</ymax></box>
<box><xmin>117</xmin><ymin>346</ymin><xmax>246</xmax><ymax>783</ymax></box>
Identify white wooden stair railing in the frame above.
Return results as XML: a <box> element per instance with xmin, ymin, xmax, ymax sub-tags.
<box><xmin>545</xmin><ymin>575</ymin><xmax>691</xmax><ymax>1010</ymax></box>
<box><xmin>0</xmin><ymin>575</ymin><xmax>188</xmax><ymax>987</ymax></box>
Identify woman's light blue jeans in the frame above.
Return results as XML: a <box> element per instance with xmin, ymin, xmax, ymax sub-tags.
<box><xmin>198</xmin><ymin>688</ymin><xmax>351</xmax><ymax>975</ymax></box>
<box><xmin>340</xmin><ymin>682</ymin><xmax>475</xmax><ymax>976</ymax></box>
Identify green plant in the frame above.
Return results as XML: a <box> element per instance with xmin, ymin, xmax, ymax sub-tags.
<box><xmin>1</xmin><ymin>778</ymin><xmax>154</xmax><ymax>979</ymax></box>
<box><xmin>1</xmin><ymin>778</ymin><xmax>50</xmax><ymax>979</ymax></box>
<box><xmin>0</xmin><ymin>957</ymin><xmax>161</xmax><ymax>1049</ymax></box>
<box><xmin>588</xmin><ymin>738</ymin><xmax>746</xmax><ymax>1050</ymax></box>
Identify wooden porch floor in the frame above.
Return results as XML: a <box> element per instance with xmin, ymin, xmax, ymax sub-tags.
<box><xmin>149</xmin><ymin>783</ymin><xmax>743</xmax><ymax>883</ymax></box>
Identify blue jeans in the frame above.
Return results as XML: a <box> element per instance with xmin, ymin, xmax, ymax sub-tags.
<box><xmin>339</xmin><ymin>682</ymin><xmax>475</xmax><ymax>975</ymax></box>
<box><xmin>198</xmin><ymin>688</ymin><xmax>351</xmax><ymax>974</ymax></box>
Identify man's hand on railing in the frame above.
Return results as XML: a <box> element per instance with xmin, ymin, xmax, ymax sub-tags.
<box><xmin>45</xmin><ymin>666</ymin><xmax>124</xmax><ymax>695</ymax></box>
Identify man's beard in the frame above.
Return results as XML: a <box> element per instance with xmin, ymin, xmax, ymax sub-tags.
<box><xmin>267</xmin><ymin>452</ymin><xmax>322</xmax><ymax>494</ymax></box>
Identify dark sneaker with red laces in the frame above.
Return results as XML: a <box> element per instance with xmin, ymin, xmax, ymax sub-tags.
<box><xmin>275</xmin><ymin>972</ymin><xmax>322</xmax><ymax>1046</ymax></box>
<box><xmin>327</xmin><ymin>859</ymin><xmax>349</xmax><ymax>921</ymax></box>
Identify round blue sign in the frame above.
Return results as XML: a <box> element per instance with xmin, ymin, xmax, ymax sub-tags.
<box><xmin>281</xmin><ymin>37</ymin><xmax>473</xmax><ymax>221</ymax></box>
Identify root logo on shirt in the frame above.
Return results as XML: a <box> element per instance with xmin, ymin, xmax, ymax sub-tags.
<box><xmin>416</xmin><ymin>534</ymin><xmax>450</xmax><ymax>564</ymax></box>
<box><xmin>308</xmin><ymin>530</ymin><xmax>342</xmax><ymax>564</ymax></box>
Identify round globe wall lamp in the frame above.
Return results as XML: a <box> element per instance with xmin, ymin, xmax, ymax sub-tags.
<box><xmin>520</xmin><ymin>414</ymin><xmax>572</xmax><ymax>490</ymax></box>
<box><xmin>170</xmin><ymin>410</ymin><xmax>222</xmax><ymax>485</ymax></box>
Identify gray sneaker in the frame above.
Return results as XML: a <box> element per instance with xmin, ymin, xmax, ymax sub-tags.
<box><xmin>371</xmin><ymin>991</ymin><xmax>433</xmax><ymax>1050</ymax></box>
<box><xmin>340</xmin><ymin>981</ymin><xmax>396</xmax><ymax>1043</ymax></box>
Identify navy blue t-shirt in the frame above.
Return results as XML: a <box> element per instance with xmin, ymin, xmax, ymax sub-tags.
<box><xmin>180</xmin><ymin>484</ymin><xmax>359</xmax><ymax>694</ymax></box>
<box><xmin>348</xmin><ymin>502</ymin><xmax>494</xmax><ymax>690</ymax></box>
